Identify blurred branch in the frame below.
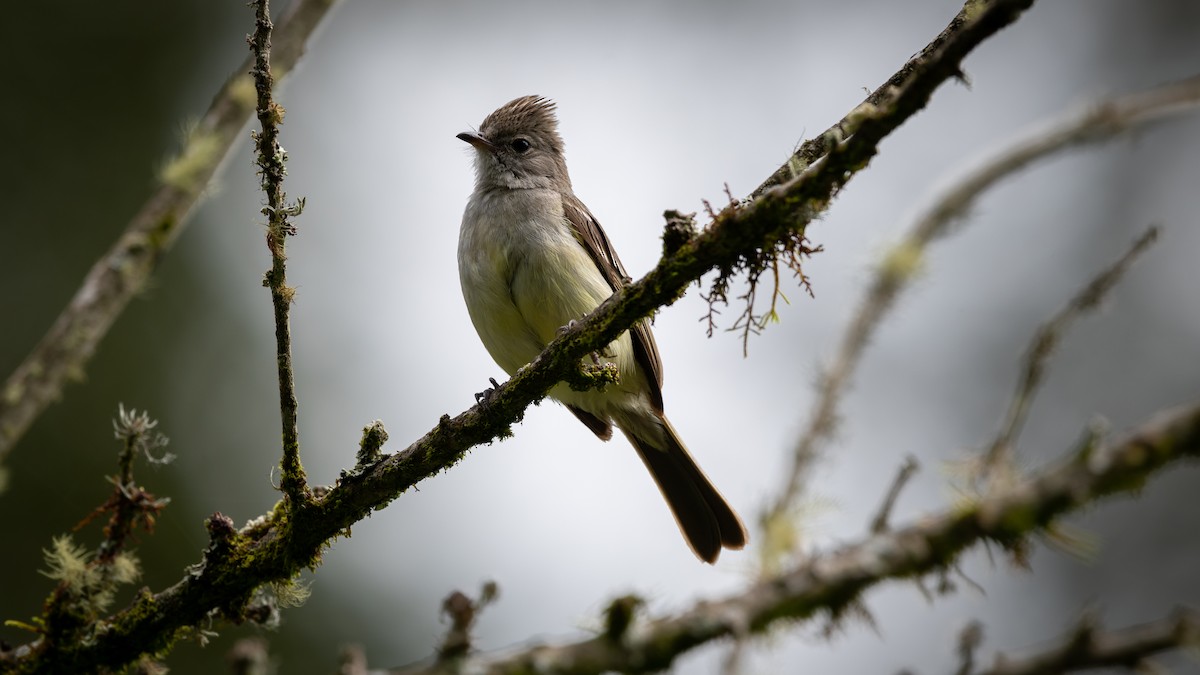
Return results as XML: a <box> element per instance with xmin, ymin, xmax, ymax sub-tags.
<box><xmin>227</xmin><ymin>638</ymin><xmax>272</xmax><ymax>675</ymax></box>
<box><xmin>249</xmin><ymin>0</ymin><xmax>309</xmax><ymax>503</ymax></box>
<box><xmin>976</xmin><ymin>609</ymin><xmax>1200</xmax><ymax>675</ymax></box>
<box><xmin>981</xmin><ymin>226</ymin><xmax>1159</xmax><ymax>478</ymax></box>
<box><xmin>956</xmin><ymin>621</ymin><xmax>985</xmax><ymax>675</ymax></box>
<box><xmin>761</xmin><ymin>74</ymin><xmax>1200</xmax><ymax>539</ymax></box>
<box><xmin>337</xmin><ymin>645</ymin><xmax>369</xmax><ymax>675</ymax></box>
<box><xmin>0</xmin><ymin>0</ymin><xmax>341</xmax><ymax>465</ymax></box>
<box><xmin>383</xmin><ymin>404</ymin><xmax>1200</xmax><ymax>675</ymax></box>
<box><xmin>436</xmin><ymin>582</ymin><xmax>499</xmax><ymax>663</ymax></box>
<box><xmin>869</xmin><ymin>455</ymin><xmax>919</xmax><ymax>534</ymax></box>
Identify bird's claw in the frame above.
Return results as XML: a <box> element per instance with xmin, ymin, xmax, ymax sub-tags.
<box><xmin>556</xmin><ymin>319</ymin><xmax>579</xmax><ymax>337</ymax></box>
<box><xmin>474</xmin><ymin>377</ymin><xmax>502</xmax><ymax>405</ymax></box>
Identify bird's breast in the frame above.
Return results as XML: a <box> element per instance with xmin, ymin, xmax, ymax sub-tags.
<box><xmin>459</xmin><ymin>189</ymin><xmax>612</xmax><ymax>374</ymax></box>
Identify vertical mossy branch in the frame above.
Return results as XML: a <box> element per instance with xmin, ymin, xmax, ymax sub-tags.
<box><xmin>249</xmin><ymin>0</ymin><xmax>308</xmax><ymax>504</ymax></box>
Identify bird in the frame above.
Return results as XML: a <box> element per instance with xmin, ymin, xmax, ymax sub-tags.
<box><xmin>456</xmin><ymin>95</ymin><xmax>747</xmax><ymax>563</ymax></box>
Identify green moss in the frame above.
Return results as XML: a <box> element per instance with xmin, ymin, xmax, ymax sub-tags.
<box><xmin>159</xmin><ymin>127</ymin><xmax>223</xmax><ymax>192</ymax></box>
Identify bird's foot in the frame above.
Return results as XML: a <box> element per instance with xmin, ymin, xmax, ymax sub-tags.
<box><xmin>474</xmin><ymin>377</ymin><xmax>502</xmax><ymax>405</ymax></box>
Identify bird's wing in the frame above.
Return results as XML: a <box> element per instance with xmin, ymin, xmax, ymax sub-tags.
<box><xmin>561</xmin><ymin>193</ymin><xmax>665</xmax><ymax>411</ymax></box>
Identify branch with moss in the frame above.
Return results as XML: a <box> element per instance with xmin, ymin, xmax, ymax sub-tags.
<box><xmin>0</xmin><ymin>1</ymin><xmax>1045</xmax><ymax>671</ymax></box>
<box><xmin>375</xmin><ymin>403</ymin><xmax>1200</xmax><ymax>675</ymax></box>
<box><xmin>959</xmin><ymin>609</ymin><xmax>1200</xmax><ymax>675</ymax></box>
<box><xmin>0</xmin><ymin>0</ymin><xmax>341</xmax><ymax>465</ymax></box>
<box><xmin>249</xmin><ymin>0</ymin><xmax>309</xmax><ymax>503</ymax></box>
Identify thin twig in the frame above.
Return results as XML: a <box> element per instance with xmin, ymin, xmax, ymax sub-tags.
<box><xmin>956</xmin><ymin>622</ymin><xmax>985</xmax><ymax>675</ymax></box>
<box><xmin>249</xmin><ymin>0</ymin><xmax>308</xmax><ymax>503</ymax></box>
<box><xmin>977</xmin><ymin>609</ymin><xmax>1200</xmax><ymax>675</ymax></box>
<box><xmin>226</xmin><ymin>638</ymin><xmax>271</xmax><ymax>675</ymax></box>
<box><xmin>763</xmin><ymin>74</ymin><xmax>1200</xmax><ymax>536</ymax></box>
<box><xmin>0</xmin><ymin>0</ymin><xmax>340</xmax><ymax>465</ymax></box>
<box><xmin>436</xmin><ymin>582</ymin><xmax>498</xmax><ymax>662</ymax></box>
<box><xmin>982</xmin><ymin>226</ymin><xmax>1159</xmax><ymax>477</ymax></box>
<box><xmin>94</xmin><ymin>405</ymin><xmax>172</xmax><ymax>563</ymax></box>
<box><xmin>869</xmin><ymin>455</ymin><xmax>919</xmax><ymax>534</ymax></box>
<box><xmin>337</xmin><ymin>645</ymin><xmax>369</xmax><ymax>675</ymax></box>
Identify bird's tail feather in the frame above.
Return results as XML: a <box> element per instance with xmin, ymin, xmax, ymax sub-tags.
<box><xmin>623</xmin><ymin>416</ymin><xmax>747</xmax><ymax>563</ymax></box>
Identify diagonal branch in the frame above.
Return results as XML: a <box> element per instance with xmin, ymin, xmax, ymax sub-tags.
<box><xmin>0</xmin><ymin>0</ymin><xmax>342</xmax><ymax>465</ymax></box>
<box><xmin>982</xmin><ymin>226</ymin><xmax>1159</xmax><ymax>476</ymax></box>
<box><xmin>384</xmin><ymin>403</ymin><xmax>1200</xmax><ymax>675</ymax></box>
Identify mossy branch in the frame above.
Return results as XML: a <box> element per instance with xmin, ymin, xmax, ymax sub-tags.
<box><xmin>249</xmin><ymin>0</ymin><xmax>309</xmax><ymax>505</ymax></box>
<box><xmin>973</xmin><ymin>608</ymin><xmax>1200</xmax><ymax>675</ymax></box>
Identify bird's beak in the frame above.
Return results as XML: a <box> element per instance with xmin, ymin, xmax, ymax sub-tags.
<box><xmin>456</xmin><ymin>131</ymin><xmax>495</xmax><ymax>151</ymax></box>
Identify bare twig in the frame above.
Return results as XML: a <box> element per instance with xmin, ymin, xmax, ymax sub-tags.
<box><xmin>956</xmin><ymin>622</ymin><xmax>985</xmax><ymax>675</ymax></box>
<box><xmin>0</xmin><ymin>0</ymin><xmax>341</xmax><ymax>465</ymax></box>
<box><xmin>227</xmin><ymin>637</ymin><xmax>271</xmax><ymax>675</ymax></box>
<box><xmin>382</xmin><ymin>403</ymin><xmax>1200</xmax><ymax>675</ymax></box>
<box><xmin>977</xmin><ymin>609</ymin><xmax>1200</xmax><ymax>675</ymax></box>
<box><xmin>981</xmin><ymin>227</ymin><xmax>1159</xmax><ymax>478</ymax></box>
<box><xmin>248</xmin><ymin>0</ymin><xmax>308</xmax><ymax>503</ymax></box>
<box><xmin>762</xmin><ymin>74</ymin><xmax>1200</xmax><ymax>542</ymax></box>
<box><xmin>869</xmin><ymin>455</ymin><xmax>919</xmax><ymax>534</ymax></box>
<box><xmin>338</xmin><ymin>645</ymin><xmax>369</xmax><ymax>675</ymax></box>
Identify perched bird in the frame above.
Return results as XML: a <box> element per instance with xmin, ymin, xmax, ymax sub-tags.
<box><xmin>456</xmin><ymin>95</ymin><xmax>746</xmax><ymax>563</ymax></box>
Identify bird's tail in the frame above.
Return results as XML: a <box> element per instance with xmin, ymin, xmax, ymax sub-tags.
<box><xmin>622</xmin><ymin>415</ymin><xmax>747</xmax><ymax>563</ymax></box>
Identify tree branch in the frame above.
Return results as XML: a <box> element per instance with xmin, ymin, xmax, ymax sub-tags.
<box><xmin>385</xmin><ymin>403</ymin><xmax>1200</xmax><ymax>675</ymax></box>
<box><xmin>976</xmin><ymin>609</ymin><xmax>1200</xmax><ymax>675</ymax></box>
<box><xmin>0</xmin><ymin>0</ymin><xmax>341</xmax><ymax>465</ymax></box>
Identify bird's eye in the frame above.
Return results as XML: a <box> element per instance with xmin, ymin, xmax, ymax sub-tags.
<box><xmin>510</xmin><ymin>138</ymin><xmax>531</xmax><ymax>153</ymax></box>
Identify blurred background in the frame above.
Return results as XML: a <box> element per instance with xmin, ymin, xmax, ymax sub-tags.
<box><xmin>2</xmin><ymin>0</ymin><xmax>1198</xmax><ymax>672</ymax></box>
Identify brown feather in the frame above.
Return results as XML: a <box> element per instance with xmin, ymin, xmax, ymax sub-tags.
<box><xmin>566</xmin><ymin>405</ymin><xmax>612</xmax><ymax>440</ymax></box>
<box><xmin>623</xmin><ymin>416</ymin><xmax>748</xmax><ymax>563</ymax></box>
<box><xmin>562</xmin><ymin>194</ymin><xmax>664</xmax><ymax>410</ymax></box>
